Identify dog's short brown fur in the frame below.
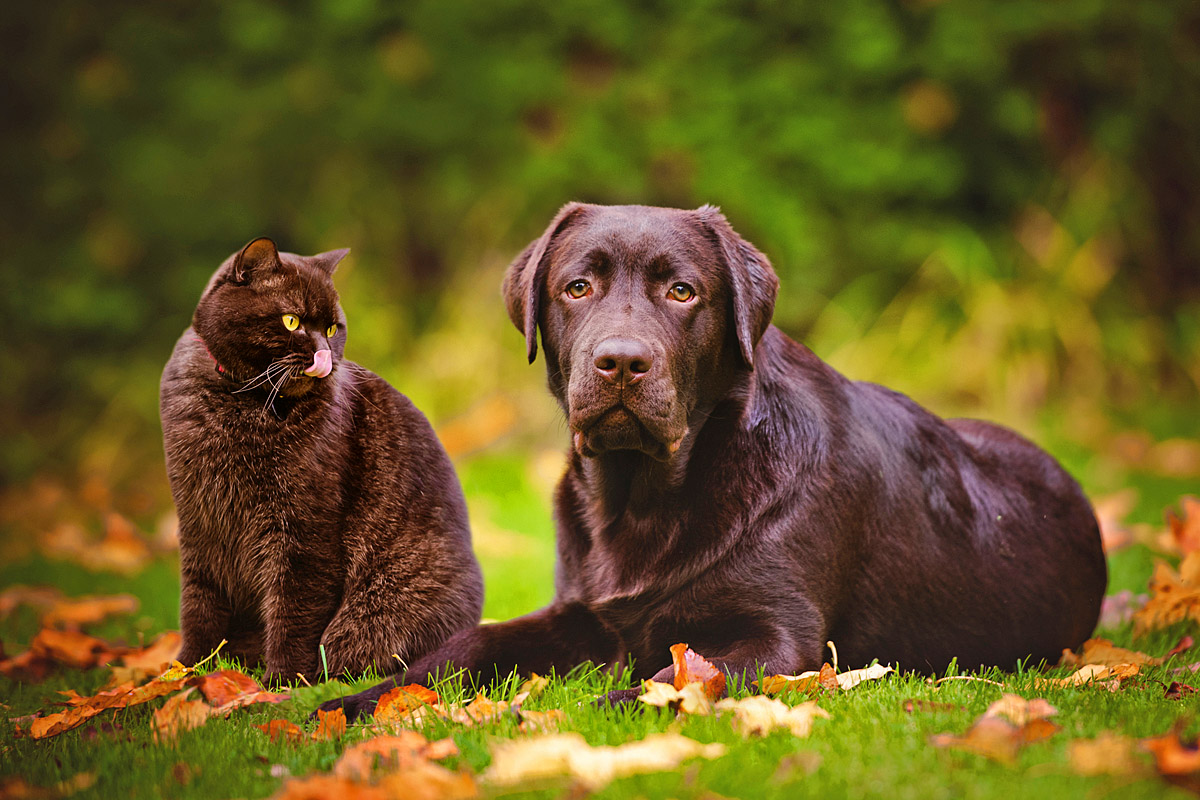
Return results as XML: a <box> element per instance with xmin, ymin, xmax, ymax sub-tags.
<box><xmin>323</xmin><ymin>203</ymin><xmax>1106</xmax><ymax>720</ymax></box>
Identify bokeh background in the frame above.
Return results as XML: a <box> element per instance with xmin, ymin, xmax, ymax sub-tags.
<box><xmin>1</xmin><ymin>0</ymin><xmax>1198</xmax><ymax>626</ymax></box>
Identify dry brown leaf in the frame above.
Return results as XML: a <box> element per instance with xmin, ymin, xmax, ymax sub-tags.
<box><xmin>1133</xmin><ymin>552</ymin><xmax>1200</xmax><ymax>637</ymax></box>
<box><xmin>105</xmin><ymin>632</ymin><xmax>183</xmax><ymax>686</ymax></box>
<box><xmin>1166</xmin><ymin>681</ymin><xmax>1197</xmax><ymax>700</ymax></box>
<box><xmin>152</xmin><ymin>689</ymin><xmax>211</xmax><ymax>741</ymax></box>
<box><xmin>1168</xmin><ymin>635</ymin><xmax>1196</xmax><ymax>658</ymax></box>
<box><xmin>313</xmin><ymin>707</ymin><xmax>347</xmax><ymax>740</ymax></box>
<box><xmin>638</xmin><ymin>680</ymin><xmax>714</xmax><ymax>716</ymax></box>
<box><xmin>256</xmin><ymin>719</ymin><xmax>304</xmax><ymax>743</ymax></box>
<box><xmin>758</xmin><ymin>662</ymin><xmax>889</xmax><ymax>695</ymax></box>
<box><xmin>670</xmin><ymin>643</ymin><xmax>727</xmax><ymax>699</ymax></box>
<box><xmin>1141</xmin><ymin>724</ymin><xmax>1200</xmax><ymax>794</ymax></box>
<box><xmin>512</xmin><ymin>673</ymin><xmax>549</xmax><ymax>706</ymax></box>
<box><xmin>39</xmin><ymin>514</ymin><xmax>153</xmax><ymax>575</ymax></box>
<box><xmin>1037</xmin><ymin>662</ymin><xmax>1140</xmax><ymax>691</ymax></box>
<box><xmin>714</xmin><ymin>695</ymin><xmax>830</xmax><ymax>738</ymax></box>
<box><xmin>1059</xmin><ymin>637</ymin><xmax>1163</xmax><ymax>668</ymax></box>
<box><xmin>983</xmin><ymin>694</ymin><xmax>1057</xmax><ymax>726</ymax></box>
<box><xmin>334</xmin><ymin>732</ymin><xmax>458</xmax><ymax>781</ymax></box>
<box><xmin>483</xmin><ymin>732</ymin><xmax>726</xmax><ymax>790</ymax></box>
<box><xmin>516</xmin><ymin>708</ymin><xmax>565</xmax><ymax>733</ymax></box>
<box><xmin>186</xmin><ymin>668</ymin><xmax>289</xmax><ymax>714</ymax></box>
<box><xmin>373</xmin><ymin>684</ymin><xmax>439</xmax><ymax>723</ymax></box>
<box><xmin>375</xmin><ymin>762</ymin><xmax>477</xmax><ymax>800</ymax></box>
<box><xmin>1069</xmin><ymin>732</ymin><xmax>1144</xmax><ymax>777</ymax></box>
<box><xmin>29</xmin><ymin>671</ymin><xmax>191</xmax><ymax>739</ymax></box>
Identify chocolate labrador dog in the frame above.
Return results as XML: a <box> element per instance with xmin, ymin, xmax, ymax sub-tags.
<box><xmin>321</xmin><ymin>203</ymin><xmax>1106</xmax><ymax>720</ymax></box>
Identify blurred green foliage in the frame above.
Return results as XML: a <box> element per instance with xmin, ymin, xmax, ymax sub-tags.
<box><xmin>1</xmin><ymin>0</ymin><xmax>1197</xmax><ymax>517</ymax></box>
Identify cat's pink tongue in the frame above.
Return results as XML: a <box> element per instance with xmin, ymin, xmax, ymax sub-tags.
<box><xmin>304</xmin><ymin>349</ymin><xmax>332</xmax><ymax>378</ymax></box>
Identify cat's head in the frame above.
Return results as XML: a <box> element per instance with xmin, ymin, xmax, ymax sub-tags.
<box><xmin>193</xmin><ymin>238</ymin><xmax>349</xmax><ymax>398</ymax></box>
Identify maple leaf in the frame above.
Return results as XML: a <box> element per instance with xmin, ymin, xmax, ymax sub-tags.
<box><xmin>670</xmin><ymin>643</ymin><xmax>726</xmax><ymax>699</ymax></box>
<box><xmin>1060</xmin><ymin>637</ymin><xmax>1164</xmax><ymax>668</ymax></box>
<box><xmin>189</xmin><ymin>669</ymin><xmax>289</xmax><ymax>714</ymax></box>
<box><xmin>1133</xmin><ymin>552</ymin><xmax>1200</xmax><ymax>637</ymax></box>
<box><xmin>373</xmin><ymin>684</ymin><xmax>439</xmax><ymax>724</ymax></box>
<box><xmin>483</xmin><ymin>732</ymin><xmax>726</xmax><ymax>790</ymax></box>
<box><xmin>714</xmin><ymin>695</ymin><xmax>830</xmax><ymax>738</ymax></box>
<box><xmin>1068</xmin><ymin>732</ymin><xmax>1144</xmax><ymax>777</ymax></box>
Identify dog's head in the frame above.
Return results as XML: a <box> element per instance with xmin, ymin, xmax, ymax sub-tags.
<box><xmin>504</xmin><ymin>203</ymin><xmax>778</xmax><ymax>461</ymax></box>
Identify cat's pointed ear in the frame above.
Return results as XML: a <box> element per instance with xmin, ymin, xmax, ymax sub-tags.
<box><xmin>503</xmin><ymin>202</ymin><xmax>587</xmax><ymax>363</ymax></box>
<box><xmin>311</xmin><ymin>248</ymin><xmax>350</xmax><ymax>275</ymax></box>
<box><xmin>233</xmin><ymin>237</ymin><xmax>280</xmax><ymax>284</ymax></box>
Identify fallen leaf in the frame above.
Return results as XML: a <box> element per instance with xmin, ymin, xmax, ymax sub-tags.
<box><xmin>152</xmin><ymin>688</ymin><xmax>211</xmax><ymax>741</ymax></box>
<box><xmin>105</xmin><ymin>632</ymin><xmax>183</xmax><ymax>686</ymax></box>
<box><xmin>256</xmin><ymin>719</ymin><xmax>304</xmax><ymax>743</ymax></box>
<box><xmin>483</xmin><ymin>732</ymin><xmax>726</xmax><ymax>790</ymax></box>
<box><xmin>188</xmin><ymin>668</ymin><xmax>289</xmax><ymax>714</ymax></box>
<box><xmin>1168</xmin><ymin>635</ymin><xmax>1196</xmax><ymax>658</ymax></box>
<box><xmin>41</xmin><ymin>594</ymin><xmax>139</xmax><ymax>628</ymax></box>
<box><xmin>714</xmin><ymin>695</ymin><xmax>830</xmax><ymax>738</ymax></box>
<box><xmin>758</xmin><ymin>662</ymin><xmax>887</xmax><ymax>694</ymax></box>
<box><xmin>515</xmin><ymin>708</ymin><xmax>565</xmax><ymax>733</ymax></box>
<box><xmin>512</xmin><ymin>673</ymin><xmax>548</xmax><ymax>706</ymax></box>
<box><xmin>769</xmin><ymin>751</ymin><xmax>822</xmax><ymax>783</ymax></box>
<box><xmin>39</xmin><ymin>514</ymin><xmax>152</xmax><ymax>575</ymax></box>
<box><xmin>1037</xmin><ymin>662</ymin><xmax>1140</xmax><ymax>691</ymax></box>
<box><xmin>373</xmin><ymin>684</ymin><xmax>439</xmax><ymax>723</ymax></box>
<box><xmin>1060</xmin><ymin>637</ymin><xmax>1163</xmax><ymax>667</ymax></box>
<box><xmin>1133</xmin><ymin>553</ymin><xmax>1200</xmax><ymax>637</ymax></box>
<box><xmin>375</xmin><ymin>762</ymin><xmax>477</xmax><ymax>800</ymax></box>
<box><xmin>834</xmin><ymin>663</ymin><xmax>894</xmax><ymax>690</ymax></box>
<box><xmin>334</xmin><ymin>732</ymin><xmax>458</xmax><ymax>781</ymax></box>
<box><xmin>638</xmin><ymin>680</ymin><xmax>714</xmax><ymax>716</ymax></box>
<box><xmin>0</xmin><ymin>585</ymin><xmax>63</xmax><ymax>618</ymax></box>
<box><xmin>313</xmin><ymin>707</ymin><xmax>346</xmax><ymax>740</ymax></box>
<box><xmin>1166</xmin><ymin>497</ymin><xmax>1200</xmax><ymax>556</ymax></box>
<box><xmin>1165</xmin><ymin>682</ymin><xmax>1197</xmax><ymax>700</ymax></box>
<box><xmin>983</xmin><ymin>694</ymin><xmax>1057</xmax><ymax>726</ymax></box>
<box><xmin>270</xmin><ymin>774</ymin><xmax>390</xmax><ymax>800</ymax></box>
<box><xmin>670</xmin><ymin>643</ymin><xmax>727</xmax><ymax>700</ymax></box>
<box><xmin>29</xmin><ymin>670</ymin><xmax>191</xmax><ymax>739</ymax></box>
<box><xmin>1093</xmin><ymin>489</ymin><xmax>1138</xmax><ymax>552</ymax></box>
<box><xmin>1142</xmin><ymin>724</ymin><xmax>1200</xmax><ymax>794</ymax></box>
<box><xmin>1069</xmin><ymin>732</ymin><xmax>1143</xmax><ymax>777</ymax></box>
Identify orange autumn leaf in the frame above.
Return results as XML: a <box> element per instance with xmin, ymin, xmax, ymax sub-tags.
<box><xmin>1141</xmin><ymin>724</ymin><xmax>1200</xmax><ymax>794</ymax></box>
<box><xmin>1069</xmin><ymin>732</ymin><xmax>1144</xmax><ymax>777</ymax></box>
<box><xmin>373</xmin><ymin>684</ymin><xmax>439</xmax><ymax>723</ymax></box>
<box><xmin>313</xmin><ymin>707</ymin><xmax>347</xmax><ymax>740</ymax></box>
<box><xmin>1133</xmin><ymin>552</ymin><xmax>1200</xmax><ymax>637</ymax></box>
<box><xmin>189</xmin><ymin>669</ymin><xmax>289</xmax><ymax>714</ymax></box>
<box><xmin>28</xmin><ymin>672</ymin><xmax>191</xmax><ymax>739</ymax></box>
<box><xmin>105</xmin><ymin>631</ymin><xmax>184</xmax><ymax>686</ymax></box>
<box><xmin>1059</xmin><ymin>637</ymin><xmax>1163</xmax><ymax>668</ymax></box>
<box><xmin>930</xmin><ymin>695</ymin><xmax>1061</xmax><ymax>764</ymax></box>
<box><xmin>0</xmin><ymin>585</ymin><xmax>63</xmax><ymax>618</ymax></box>
<box><xmin>334</xmin><ymin>731</ymin><xmax>458</xmax><ymax>781</ymax></box>
<box><xmin>28</xmin><ymin>628</ymin><xmax>122</xmax><ymax>669</ymax></box>
<box><xmin>270</xmin><ymin>774</ymin><xmax>390</xmax><ymax>800</ymax></box>
<box><xmin>1167</xmin><ymin>497</ymin><xmax>1200</xmax><ymax>556</ymax></box>
<box><xmin>670</xmin><ymin>643</ymin><xmax>726</xmax><ymax>700</ymax></box>
<box><xmin>256</xmin><ymin>719</ymin><xmax>304</xmax><ymax>743</ymax></box>
<box><xmin>152</xmin><ymin>689</ymin><xmax>211</xmax><ymax>741</ymax></box>
<box><xmin>1037</xmin><ymin>662</ymin><xmax>1141</xmax><ymax>691</ymax></box>
<box><xmin>41</xmin><ymin>594</ymin><xmax>139</xmax><ymax>628</ymax></box>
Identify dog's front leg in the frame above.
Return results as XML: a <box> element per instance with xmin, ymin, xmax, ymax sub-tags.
<box><xmin>314</xmin><ymin>601</ymin><xmax>623</xmax><ymax>722</ymax></box>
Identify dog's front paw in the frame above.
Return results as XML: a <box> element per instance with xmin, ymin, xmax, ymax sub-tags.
<box><xmin>313</xmin><ymin>688</ymin><xmax>382</xmax><ymax>724</ymax></box>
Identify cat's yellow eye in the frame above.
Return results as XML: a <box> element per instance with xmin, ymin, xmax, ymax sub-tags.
<box><xmin>282</xmin><ymin>314</ymin><xmax>300</xmax><ymax>331</ymax></box>
<box><xmin>326</xmin><ymin>324</ymin><xmax>337</xmax><ymax>337</ymax></box>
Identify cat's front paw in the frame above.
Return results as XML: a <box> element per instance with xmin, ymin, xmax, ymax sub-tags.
<box><xmin>314</xmin><ymin>688</ymin><xmax>382</xmax><ymax>724</ymax></box>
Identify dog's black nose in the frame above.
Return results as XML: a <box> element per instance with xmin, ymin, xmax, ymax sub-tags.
<box><xmin>593</xmin><ymin>338</ymin><xmax>653</xmax><ymax>384</ymax></box>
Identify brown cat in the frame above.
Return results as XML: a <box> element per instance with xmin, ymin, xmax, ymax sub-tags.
<box><xmin>160</xmin><ymin>238</ymin><xmax>483</xmax><ymax>684</ymax></box>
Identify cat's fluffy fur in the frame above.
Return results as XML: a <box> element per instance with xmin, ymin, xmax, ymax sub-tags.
<box><xmin>160</xmin><ymin>238</ymin><xmax>483</xmax><ymax>683</ymax></box>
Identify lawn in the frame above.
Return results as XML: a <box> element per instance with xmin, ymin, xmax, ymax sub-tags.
<box><xmin>1</xmin><ymin>452</ymin><xmax>1198</xmax><ymax>799</ymax></box>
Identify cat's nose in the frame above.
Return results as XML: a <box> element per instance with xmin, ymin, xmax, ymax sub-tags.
<box><xmin>304</xmin><ymin>349</ymin><xmax>332</xmax><ymax>378</ymax></box>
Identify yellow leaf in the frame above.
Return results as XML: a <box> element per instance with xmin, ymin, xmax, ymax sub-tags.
<box><xmin>714</xmin><ymin>695</ymin><xmax>830</xmax><ymax>738</ymax></box>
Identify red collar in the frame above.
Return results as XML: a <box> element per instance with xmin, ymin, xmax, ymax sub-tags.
<box><xmin>193</xmin><ymin>332</ymin><xmax>228</xmax><ymax>376</ymax></box>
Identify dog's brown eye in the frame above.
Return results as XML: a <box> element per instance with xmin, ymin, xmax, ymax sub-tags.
<box><xmin>565</xmin><ymin>280</ymin><xmax>592</xmax><ymax>299</ymax></box>
<box><xmin>667</xmin><ymin>283</ymin><xmax>696</xmax><ymax>303</ymax></box>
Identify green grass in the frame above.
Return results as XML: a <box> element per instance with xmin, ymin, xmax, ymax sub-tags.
<box><xmin>2</xmin><ymin>455</ymin><xmax>1197</xmax><ymax>799</ymax></box>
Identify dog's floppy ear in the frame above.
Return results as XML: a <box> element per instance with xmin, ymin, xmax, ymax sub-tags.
<box><xmin>695</xmin><ymin>205</ymin><xmax>779</xmax><ymax>368</ymax></box>
<box><xmin>503</xmin><ymin>202</ymin><xmax>587</xmax><ymax>363</ymax></box>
